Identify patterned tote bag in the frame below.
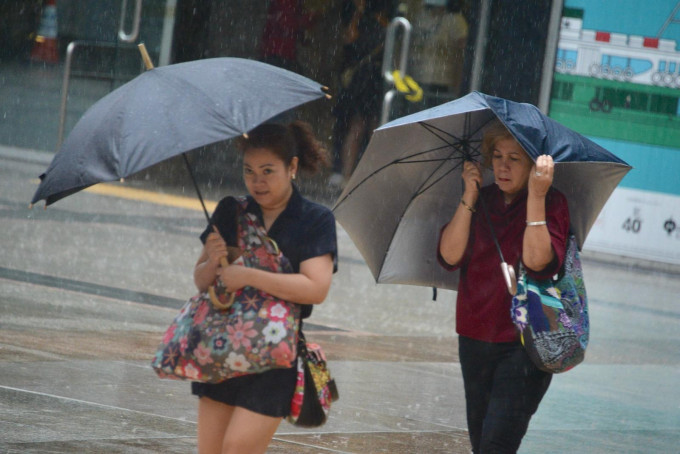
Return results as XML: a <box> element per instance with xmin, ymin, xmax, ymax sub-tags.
<box><xmin>151</xmin><ymin>197</ymin><xmax>300</xmax><ymax>383</ymax></box>
<box><xmin>511</xmin><ymin>234</ymin><xmax>589</xmax><ymax>373</ymax></box>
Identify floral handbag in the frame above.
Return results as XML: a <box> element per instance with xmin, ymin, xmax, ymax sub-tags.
<box><xmin>287</xmin><ymin>332</ymin><xmax>339</xmax><ymax>427</ymax></box>
<box><xmin>511</xmin><ymin>234</ymin><xmax>589</xmax><ymax>374</ymax></box>
<box><xmin>151</xmin><ymin>197</ymin><xmax>300</xmax><ymax>383</ymax></box>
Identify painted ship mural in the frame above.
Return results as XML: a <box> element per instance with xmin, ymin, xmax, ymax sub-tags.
<box><xmin>549</xmin><ymin>5</ymin><xmax>680</xmax><ymax>148</ymax></box>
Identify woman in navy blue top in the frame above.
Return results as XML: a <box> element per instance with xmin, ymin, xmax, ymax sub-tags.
<box><xmin>192</xmin><ymin>121</ymin><xmax>337</xmax><ymax>454</ymax></box>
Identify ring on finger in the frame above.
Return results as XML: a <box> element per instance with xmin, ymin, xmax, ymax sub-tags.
<box><xmin>535</xmin><ymin>171</ymin><xmax>542</xmax><ymax>176</ymax></box>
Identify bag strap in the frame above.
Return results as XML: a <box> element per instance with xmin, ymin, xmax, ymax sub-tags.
<box><xmin>233</xmin><ymin>196</ymin><xmax>291</xmax><ymax>274</ymax></box>
<box><xmin>234</xmin><ymin>196</ymin><xmax>261</xmax><ymax>240</ymax></box>
<box><xmin>559</xmin><ymin>234</ymin><xmax>580</xmax><ymax>280</ymax></box>
<box><xmin>474</xmin><ymin>182</ymin><xmax>516</xmax><ymax>293</ymax></box>
<box><xmin>475</xmin><ymin>182</ymin><xmax>507</xmax><ymax>265</ymax></box>
<box><xmin>234</xmin><ymin>196</ymin><xmax>269</xmax><ymax>251</ymax></box>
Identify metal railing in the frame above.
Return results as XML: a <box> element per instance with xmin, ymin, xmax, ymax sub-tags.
<box><xmin>56</xmin><ymin>41</ymin><xmax>140</xmax><ymax>150</ymax></box>
<box><xmin>380</xmin><ymin>17</ymin><xmax>412</xmax><ymax>125</ymax></box>
<box><xmin>56</xmin><ymin>0</ymin><xmax>145</xmax><ymax>150</ymax></box>
<box><xmin>118</xmin><ymin>0</ymin><xmax>143</xmax><ymax>43</ymax></box>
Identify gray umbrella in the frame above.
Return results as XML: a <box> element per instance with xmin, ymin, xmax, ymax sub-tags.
<box><xmin>31</xmin><ymin>57</ymin><xmax>328</xmax><ymax>212</ymax></box>
<box><xmin>333</xmin><ymin>92</ymin><xmax>632</xmax><ymax>291</ymax></box>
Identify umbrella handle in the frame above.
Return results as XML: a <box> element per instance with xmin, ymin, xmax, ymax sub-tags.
<box><xmin>501</xmin><ymin>262</ymin><xmax>517</xmax><ymax>295</ymax></box>
<box><xmin>209</xmin><ymin>257</ymin><xmax>235</xmax><ymax>310</ymax></box>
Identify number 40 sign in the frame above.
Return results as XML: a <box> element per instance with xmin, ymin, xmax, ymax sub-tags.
<box><xmin>585</xmin><ymin>187</ymin><xmax>680</xmax><ymax>264</ymax></box>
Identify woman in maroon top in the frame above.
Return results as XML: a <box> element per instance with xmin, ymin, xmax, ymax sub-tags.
<box><xmin>438</xmin><ymin>121</ymin><xmax>570</xmax><ymax>453</ymax></box>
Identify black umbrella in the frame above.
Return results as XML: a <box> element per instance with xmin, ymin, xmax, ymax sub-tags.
<box><xmin>30</xmin><ymin>56</ymin><xmax>329</xmax><ymax>220</ymax></box>
<box><xmin>333</xmin><ymin>92</ymin><xmax>632</xmax><ymax>291</ymax></box>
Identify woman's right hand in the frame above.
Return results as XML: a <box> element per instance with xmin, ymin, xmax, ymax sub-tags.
<box><xmin>204</xmin><ymin>230</ymin><xmax>227</xmax><ymax>267</ymax></box>
<box><xmin>462</xmin><ymin>161</ymin><xmax>482</xmax><ymax>199</ymax></box>
<box><xmin>440</xmin><ymin>161</ymin><xmax>481</xmax><ymax>266</ymax></box>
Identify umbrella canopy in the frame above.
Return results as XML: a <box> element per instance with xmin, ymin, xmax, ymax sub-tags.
<box><xmin>333</xmin><ymin>91</ymin><xmax>632</xmax><ymax>291</ymax></box>
<box><xmin>31</xmin><ymin>57</ymin><xmax>328</xmax><ymax>206</ymax></box>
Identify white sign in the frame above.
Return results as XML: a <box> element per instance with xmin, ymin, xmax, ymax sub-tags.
<box><xmin>584</xmin><ymin>187</ymin><xmax>680</xmax><ymax>264</ymax></box>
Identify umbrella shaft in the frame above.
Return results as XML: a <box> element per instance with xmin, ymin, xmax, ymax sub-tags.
<box><xmin>182</xmin><ymin>153</ymin><xmax>212</xmax><ymax>225</ymax></box>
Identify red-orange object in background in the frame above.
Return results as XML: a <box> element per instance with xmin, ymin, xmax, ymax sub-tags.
<box><xmin>30</xmin><ymin>0</ymin><xmax>59</xmax><ymax>64</ymax></box>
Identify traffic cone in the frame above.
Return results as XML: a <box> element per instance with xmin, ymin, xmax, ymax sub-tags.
<box><xmin>30</xmin><ymin>0</ymin><xmax>59</xmax><ymax>64</ymax></box>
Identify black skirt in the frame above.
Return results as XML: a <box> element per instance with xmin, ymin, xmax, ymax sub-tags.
<box><xmin>191</xmin><ymin>365</ymin><xmax>298</xmax><ymax>417</ymax></box>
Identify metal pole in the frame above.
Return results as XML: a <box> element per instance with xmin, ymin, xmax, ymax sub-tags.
<box><xmin>56</xmin><ymin>40</ymin><xmax>138</xmax><ymax>150</ymax></box>
<box><xmin>381</xmin><ymin>17</ymin><xmax>412</xmax><ymax>85</ymax></box>
<box><xmin>538</xmin><ymin>0</ymin><xmax>565</xmax><ymax>113</ymax></box>
<box><xmin>56</xmin><ymin>41</ymin><xmax>77</xmax><ymax>151</ymax></box>
<box><xmin>470</xmin><ymin>0</ymin><xmax>491</xmax><ymax>92</ymax></box>
<box><xmin>158</xmin><ymin>0</ymin><xmax>177</xmax><ymax>66</ymax></box>
<box><xmin>118</xmin><ymin>0</ymin><xmax>143</xmax><ymax>43</ymax></box>
<box><xmin>380</xmin><ymin>89</ymin><xmax>397</xmax><ymax>125</ymax></box>
<box><xmin>380</xmin><ymin>17</ymin><xmax>412</xmax><ymax>125</ymax></box>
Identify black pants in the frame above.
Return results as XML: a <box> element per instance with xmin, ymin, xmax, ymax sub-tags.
<box><xmin>458</xmin><ymin>336</ymin><xmax>552</xmax><ymax>454</ymax></box>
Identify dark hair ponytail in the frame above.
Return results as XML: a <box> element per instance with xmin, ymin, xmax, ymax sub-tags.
<box><xmin>236</xmin><ymin>121</ymin><xmax>330</xmax><ymax>175</ymax></box>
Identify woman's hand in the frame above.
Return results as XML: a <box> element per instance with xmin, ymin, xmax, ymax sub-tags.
<box><xmin>218</xmin><ymin>254</ymin><xmax>334</xmax><ymax>304</ymax></box>
<box><xmin>528</xmin><ymin>154</ymin><xmax>554</xmax><ymax>198</ymax></box>
<box><xmin>439</xmin><ymin>160</ymin><xmax>482</xmax><ymax>267</ymax></box>
<box><xmin>462</xmin><ymin>160</ymin><xmax>482</xmax><ymax>199</ymax></box>
<box><xmin>216</xmin><ymin>262</ymin><xmax>251</xmax><ymax>293</ymax></box>
<box><xmin>194</xmin><ymin>229</ymin><xmax>228</xmax><ymax>293</ymax></box>
<box><xmin>524</xmin><ymin>154</ymin><xmax>555</xmax><ymax>272</ymax></box>
<box><xmin>204</xmin><ymin>230</ymin><xmax>227</xmax><ymax>267</ymax></box>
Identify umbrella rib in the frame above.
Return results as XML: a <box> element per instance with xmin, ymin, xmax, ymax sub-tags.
<box><xmin>335</xmin><ymin>119</ymin><xmax>487</xmax><ymax>210</ymax></box>
<box><xmin>415</xmin><ymin>159</ymin><xmax>465</xmax><ymax>196</ymax></box>
<box><xmin>418</xmin><ymin>116</ymin><xmax>493</xmax><ymax>159</ymax></box>
<box><xmin>412</xmin><ymin>114</ymin><xmax>492</xmax><ymax>197</ymax></box>
<box><xmin>417</xmin><ymin>116</ymin><xmax>495</xmax><ymax>155</ymax></box>
<box><xmin>334</xmin><ymin>144</ymin><xmax>460</xmax><ymax>209</ymax></box>
<box><xmin>418</xmin><ymin>122</ymin><xmax>479</xmax><ymax>160</ymax></box>
<box><xmin>397</xmin><ymin>156</ymin><xmax>467</xmax><ymax>164</ymax></box>
<box><xmin>376</xmin><ymin>146</ymin><xmax>462</xmax><ymax>280</ymax></box>
<box><xmin>399</xmin><ymin>144</ymin><xmax>460</xmax><ymax>161</ymax></box>
<box><xmin>418</xmin><ymin>122</ymin><xmax>464</xmax><ymax>144</ymax></box>
<box><xmin>418</xmin><ymin>123</ymin><xmax>489</xmax><ymax>167</ymax></box>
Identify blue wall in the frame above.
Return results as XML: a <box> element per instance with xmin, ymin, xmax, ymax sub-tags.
<box><xmin>590</xmin><ymin>137</ymin><xmax>680</xmax><ymax>196</ymax></box>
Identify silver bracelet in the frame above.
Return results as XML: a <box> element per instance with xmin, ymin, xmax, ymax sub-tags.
<box><xmin>526</xmin><ymin>220</ymin><xmax>547</xmax><ymax>226</ymax></box>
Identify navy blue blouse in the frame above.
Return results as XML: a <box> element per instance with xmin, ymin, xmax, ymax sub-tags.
<box><xmin>200</xmin><ymin>186</ymin><xmax>338</xmax><ymax>318</ymax></box>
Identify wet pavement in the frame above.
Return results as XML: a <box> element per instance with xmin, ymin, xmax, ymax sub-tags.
<box><xmin>2</xmin><ymin>145</ymin><xmax>679</xmax><ymax>453</ymax></box>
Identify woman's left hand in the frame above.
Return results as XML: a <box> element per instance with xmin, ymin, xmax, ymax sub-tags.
<box><xmin>217</xmin><ymin>262</ymin><xmax>250</xmax><ymax>293</ymax></box>
<box><xmin>528</xmin><ymin>154</ymin><xmax>554</xmax><ymax>197</ymax></box>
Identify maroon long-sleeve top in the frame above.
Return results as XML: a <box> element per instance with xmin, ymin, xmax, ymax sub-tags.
<box><xmin>438</xmin><ymin>184</ymin><xmax>570</xmax><ymax>343</ymax></box>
